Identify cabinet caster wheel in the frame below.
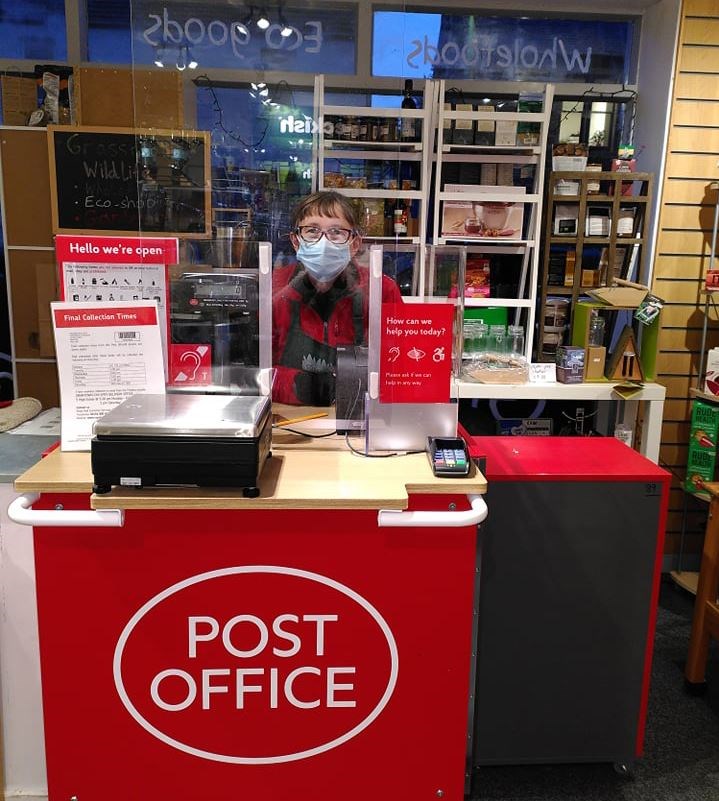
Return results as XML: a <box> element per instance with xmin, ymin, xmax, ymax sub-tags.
<box><xmin>93</xmin><ymin>483</ymin><xmax>111</xmax><ymax>495</ymax></box>
<box><xmin>243</xmin><ymin>486</ymin><xmax>260</xmax><ymax>498</ymax></box>
<box><xmin>613</xmin><ymin>762</ymin><xmax>634</xmax><ymax>778</ymax></box>
<box><xmin>684</xmin><ymin>677</ymin><xmax>708</xmax><ymax>696</ymax></box>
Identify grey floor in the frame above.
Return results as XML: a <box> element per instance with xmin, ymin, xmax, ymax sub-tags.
<box><xmin>471</xmin><ymin>579</ymin><xmax>719</xmax><ymax>801</ymax></box>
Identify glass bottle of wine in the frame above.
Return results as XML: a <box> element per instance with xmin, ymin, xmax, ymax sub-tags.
<box><xmin>400</xmin><ymin>80</ymin><xmax>417</xmax><ymax>141</ymax></box>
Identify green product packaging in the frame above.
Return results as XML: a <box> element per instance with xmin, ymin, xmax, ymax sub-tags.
<box><xmin>685</xmin><ymin>400</ymin><xmax>719</xmax><ymax>492</ymax></box>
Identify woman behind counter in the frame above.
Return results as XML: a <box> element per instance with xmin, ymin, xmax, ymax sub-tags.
<box><xmin>272</xmin><ymin>190</ymin><xmax>402</xmax><ymax>406</ymax></box>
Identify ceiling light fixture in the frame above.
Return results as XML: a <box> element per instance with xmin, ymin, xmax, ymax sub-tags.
<box><xmin>256</xmin><ymin>8</ymin><xmax>271</xmax><ymax>29</ymax></box>
<box><xmin>176</xmin><ymin>46</ymin><xmax>187</xmax><ymax>71</ymax></box>
<box><xmin>187</xmin><ymin>47</ymin><xmax>198</xmax><ymax>69</ymax></box>
<box><xmin>278</xmin><ymin>10</ymin><xmax>292</xmax><ymax>37</ymax></box>
<box><xmin>153</xmin><ymin>45</ymin><xmax>165</xmax><ymax>68</ymax></box>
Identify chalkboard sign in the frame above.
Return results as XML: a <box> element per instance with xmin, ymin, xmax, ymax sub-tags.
<box><xmin>48</xmin><ymin>126</ymin><xmax>211</xmax><ymax>238</ymax></box>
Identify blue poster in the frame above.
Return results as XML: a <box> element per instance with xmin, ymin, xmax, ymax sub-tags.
<box><xmin>372</xmin><ymin>12</ymin><xmax>633</xmax><ymax>84</ymax></box>
<box><xmin>131</xmin><ymin>1</ymin><xmax>357</xmax><ymax>74</ymax></box>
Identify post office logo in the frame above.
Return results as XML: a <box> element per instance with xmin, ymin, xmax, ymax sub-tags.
<box><xmin>113</xmin><ymin>566</ymin><xmax>398</xmax><ymax>763</ymax></box>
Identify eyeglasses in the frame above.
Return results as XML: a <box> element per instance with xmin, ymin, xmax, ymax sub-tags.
<box><xmin>295</xmin><ymin>225</ymin><xmax>355</xmax><ymax>245</ymax></box>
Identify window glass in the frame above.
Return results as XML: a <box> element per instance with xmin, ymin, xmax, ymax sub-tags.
<box><xmin>127</xmin><ymin>1</ymin><xmax>356</xmax><ymax>73</ymax></box>
<box><xmin>373</xmin><ymin>11</ymin><xmax>635</xmax><ymax>84</ymax></box>
<box><xmin>88</xmin><ymin>0</ymin><xmax>132</xmax><ymax>63</ymax></box>
<box><xmin>0</xmin><ymin>0</ymin><xmax>66</xmax><ymax>61</ymax></box>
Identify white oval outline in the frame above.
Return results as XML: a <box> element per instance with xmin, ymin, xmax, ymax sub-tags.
<box><xmin>113</xmin><ymin>565</ymin><xmax>399</xmax><ymax>764</ymax></box>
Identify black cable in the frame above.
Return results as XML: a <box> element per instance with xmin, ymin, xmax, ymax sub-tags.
<box><xmin>195</xmin><ymin>74</ymin><xmax>269</xmax><ymax>149</ymax></box>
<box><xmin>272</xmin><ymin>425</ymin><xmax>338</xmax><ymax>438</ymax></box>
<box><xmin>344</xmin><ymin>432</ymin><xmax>398</xmax><ymax>457</ymax></box>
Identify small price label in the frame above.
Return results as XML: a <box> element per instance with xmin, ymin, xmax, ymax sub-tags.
<box><xmin>529</xmin><ymin>363</ymin><xmax>557</xmax><ymax>383</ymax></box>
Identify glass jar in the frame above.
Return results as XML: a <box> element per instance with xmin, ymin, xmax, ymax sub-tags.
<box><xmin>489</xmin><ymin>324</ymin><xmax>507</xmax><ymax>356</ymax></box>
<box><xmin>588</xmin><ymin>312</ymin><xmax>605</xmax><ymax>347</ymax></box>
<box><xmin>507</xmin><ymin>324</ymin><xmax>525</xmax><ymax>357</ymax></box>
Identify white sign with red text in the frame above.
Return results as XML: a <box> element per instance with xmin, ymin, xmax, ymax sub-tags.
<box><xmin>51</xmin><ymin>301</ymin><xmax>165</xmax><ymax>451</ymax></box>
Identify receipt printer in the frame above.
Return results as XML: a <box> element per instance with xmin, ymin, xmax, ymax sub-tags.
<box><xmin>91</xmin><ymin>393</ymin><xmax>271</xmax><ymax>497</ymax></box>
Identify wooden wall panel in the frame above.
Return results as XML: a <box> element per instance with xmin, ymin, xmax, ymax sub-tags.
<box><xmin>0</xmin><ymin>129</ymin><xmax>53</xmax><ymax>247</ymax></box>
<box><xmin>14</xmin><ymin>363</ymin><xmax>59</xmax><ymax>409</ymax></box>
<box><xmin>656</xmin><ymin>204</ymin><xmax>715</xmax><ymax>229</ymax></box>
<box><xmin>685</xmin><ymin>0</ymin><xmax>719</xmax><ymax>15</ymax></box>
<box><xmin>664</xmin><ymin>152</ymin><xmax>719</xmax><ymax>179</ymax></box>
<box><xmin>654</xmin><ymin>254</ymin><xmax>706</xmax><ymax>277</ymax></box>
<box><xmin>657</xmin><ymin>229</ymin><xmax>715</xmax><ymax>253</ymax></box>
<box><xmin>668</xmin><ymin>127</ymin><xmax>719</xmax><ymax>153</ymax></box>
<box><xmin>659</xmin><ymin>327</ymin><xmax>708</xmax><ymax>351</ymax></box>
<box><xmin>672</xmin><ymin>100</ymin><xmax>719</xmax><ymax>127</ymax></box>
<box><xmin>662</xmin><ymin>177</ymin><xmax>717</xmax><ymax>203</ymax></box>
<box><xmin>682</xmin><ymin>18</ymin><xmax>719</xmax><ymax>46</ymax></box>
<box><xmin>675</xmin><ymin>72</ymin><xmax>719</xmax><ymax>98</ymax></box>
<box><xmin>653</xmin><ymin>0</ymin><xmax>719</xmax><ymax>551</ymax></box>
<box><xmin>678</xmin><ymin>46</ymin><xmax>719</xmax><ymax>72</ymax></box>
<box><xmin>654</xmin><ymin>278</ymin><xmax>704</xmax><ymax>303</ymax></box>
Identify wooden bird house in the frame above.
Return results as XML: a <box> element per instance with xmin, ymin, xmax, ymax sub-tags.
<box><xmin>605</xmin><ymin>325</ymin><xmax>644</xmax><ymax>382</ymax></box>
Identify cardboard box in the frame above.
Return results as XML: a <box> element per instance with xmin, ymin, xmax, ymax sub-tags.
<box><xmin>584</xmin><ymin>345</ymin><xmax>606</xmax><ymax>380</ymax></box>
<box><xmin>685</xmin><ymin>400</ymin><xmax>719</xmax><ymax>492</ymax></box>
<box><xmin>556</xmin><ymin>345</ymin><xmax>585</xmax><ymax>383</ymax></box>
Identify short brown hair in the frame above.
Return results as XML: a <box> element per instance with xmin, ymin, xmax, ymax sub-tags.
<box><xmin>291</xmin><ymin>190</ymin><xmax>359</xmax><ymax>230</ymax></box>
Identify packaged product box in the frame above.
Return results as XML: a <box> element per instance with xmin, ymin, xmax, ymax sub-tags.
<box><xmin>703</xmin><ymin>347</ymin><xmax>719</xmax><ymax>396</ymax></box>
<box><xmin>556</xmin><ymin>345</ymin><xmax>585</xmax><ymax>383</ymax></box>
<box><xmin>464</xmin><ymin>256</ymin><xmax>490</xmax><ymax>298</ymax></box>
<box><xmin>516</xmin><ymin>92</ymin><xmax>543</xmax><ymax>145</ymax></box>
<box><xmin>474</xmin><ymin>103</ymin><xmax>495</xmax><ymax>145</ymax></box>
<box><xmin>453</xmin><ymin>103</ymin><xmax>475</xmax><ymax>145</ymax></box>
<box><xmin>685</xmin><ymin>399</ymin><xmax>719</xmax><ymax>492</ymax></box>
<box><xmin>495</xmin><ymin>119</ymin><xmax>518</xmax><ymax>146</ymax></box>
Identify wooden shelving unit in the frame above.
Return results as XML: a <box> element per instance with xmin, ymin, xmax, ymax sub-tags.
<box><xmin>538</xmin><ymin>170</ymin><xmax>653</xmax><ymax>360</ymax></box>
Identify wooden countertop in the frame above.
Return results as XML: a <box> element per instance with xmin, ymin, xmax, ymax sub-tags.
<box><xmin>14</xmin><ymin>443</ymin><xmax>486</xmax><ymax>511</ymax></box>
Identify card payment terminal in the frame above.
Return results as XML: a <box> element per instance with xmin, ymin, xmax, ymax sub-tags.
<box><xmin>426</xmin><ymin>436</ymin><xmax>471</xmax><ymax>477</ymax></box>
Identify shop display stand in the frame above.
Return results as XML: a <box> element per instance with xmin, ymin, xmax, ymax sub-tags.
<box><xmin>538</xmin><ymin>171</ymin><xmax>653</xmax><ymax>360</ymax></box>
<box><xmin>431</xmin><ymin>81</ymin><xmax>554</xmax><ymax>361</ymax></box>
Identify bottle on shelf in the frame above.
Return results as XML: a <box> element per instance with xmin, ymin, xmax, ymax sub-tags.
<box><xmin>400</xmin><ymin>79</ymin><xmax>417</xmax><ymax>141</ymax></box>
<box><xmin>393</xmin><ymin>200</ymin><xmax>408</xmax><ymax>237</ymax></box>
<box><xmin>384</xmin><ymin>197</ymin><xmax>396</xmax><ymax>236</ymax></box>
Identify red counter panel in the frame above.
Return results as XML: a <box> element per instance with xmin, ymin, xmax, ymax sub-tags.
<box><xmin>32</xmin><ymin>493</ymin><xmax>477</xmax><ymax>801</ymax></box>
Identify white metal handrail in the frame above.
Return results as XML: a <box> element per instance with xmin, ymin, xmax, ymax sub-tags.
<box><xmin>7</xmin><ymin>493</ymin><xmax>124</xmax><ymax>528</ymax></box>
<box><xmin>377</xmin><ymin>494</ymin><xmax>487</xmax><ymax>528</ymax></box>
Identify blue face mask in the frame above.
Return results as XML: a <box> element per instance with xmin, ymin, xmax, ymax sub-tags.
<box><xmin>297</xmin><ymin>237</ymin><xmax>351</xmax><ymax>283</ymax></box>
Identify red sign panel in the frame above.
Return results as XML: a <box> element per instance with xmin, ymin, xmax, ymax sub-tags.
<box><xmin>379</xmin><ymin>303</ymin><xmax>455</xmax><ymax>403</ymax></box>
<box><xmin>32</xmin><ymin>496</ymin><xmax>477</xmax><ymax>801</ymax></box>
<box><xmin>170</xmin><ymin>344</ymin><xmax>213</xmax><ymax>386</ymax></box>
<box><xmin>55</xmin><ymin>235</ymin><xmax>178</xmax><ymax>266</ymax></box>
